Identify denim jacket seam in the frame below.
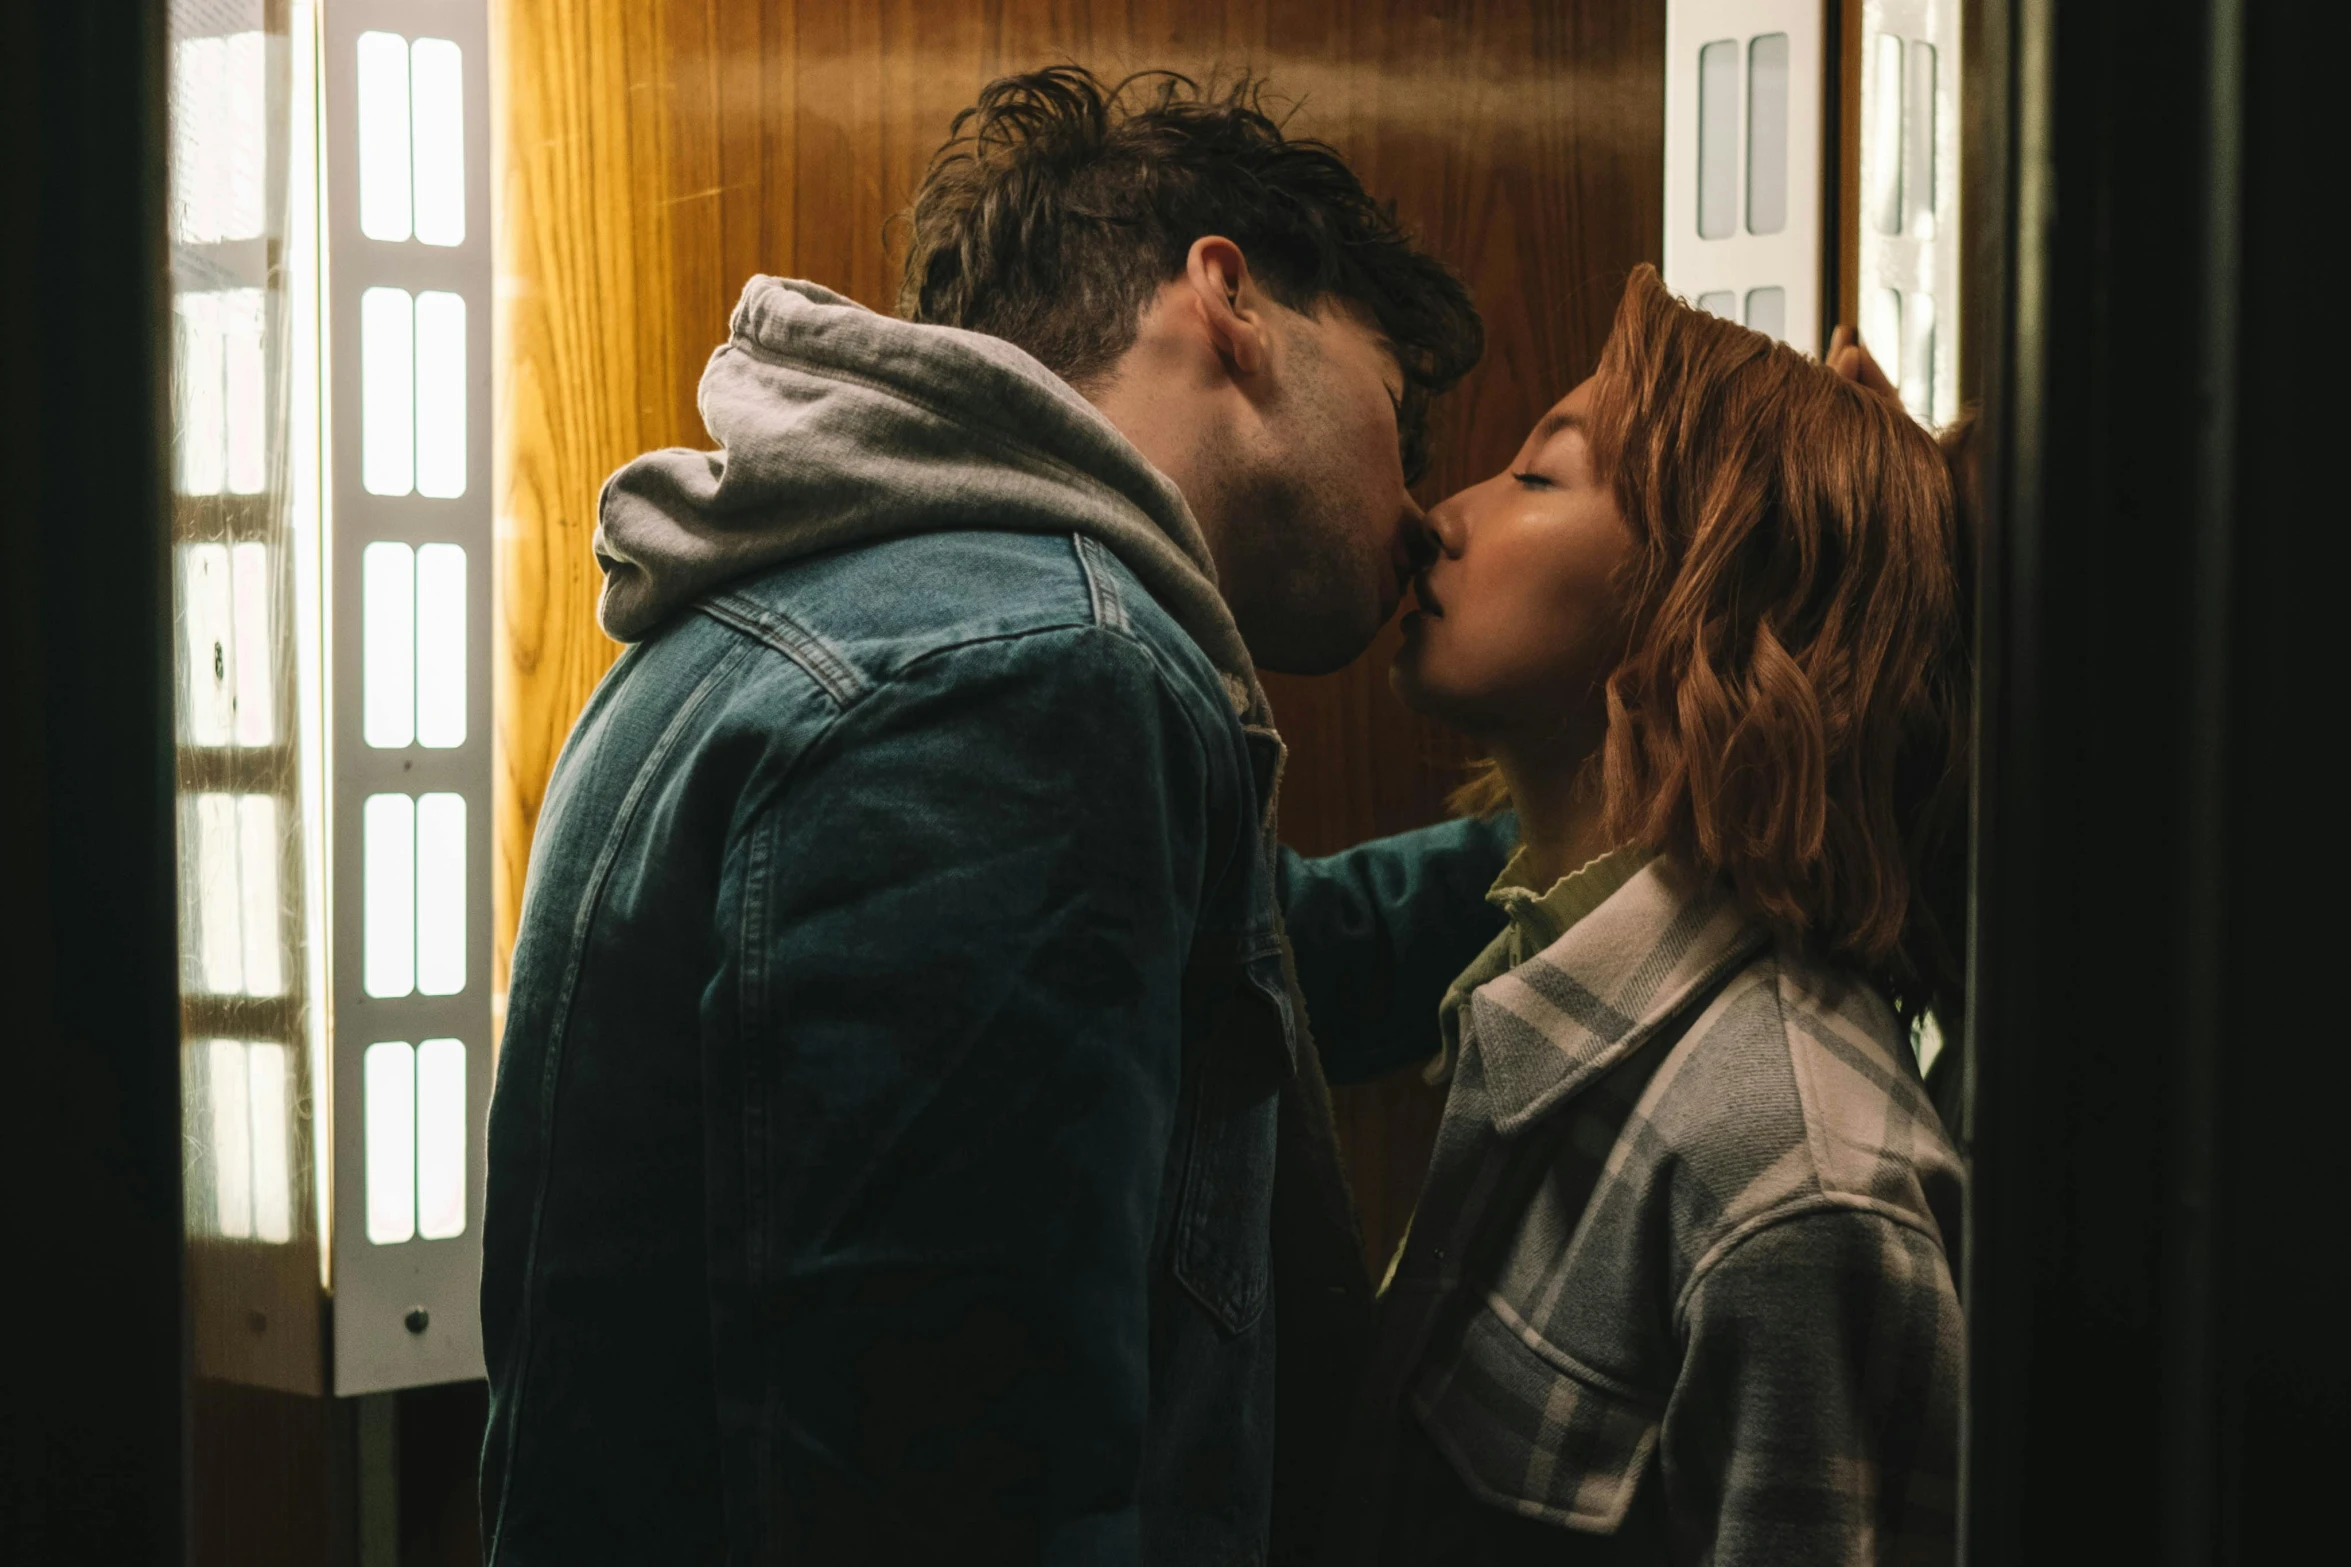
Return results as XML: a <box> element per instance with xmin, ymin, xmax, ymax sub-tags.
<box><xmin>486</xmin><ymin>635</ymin><xmax>759</xmax><ymax>1563</ymax></box>
<box><xmin>1071</xmin><ymin>534</ymin><xmax>1132</xmax><ymax>632</ymax></box>
<box><xmin>697</xmin><ymin>592</ymin><xmax>870</xmax><ymax>707</ymax></box>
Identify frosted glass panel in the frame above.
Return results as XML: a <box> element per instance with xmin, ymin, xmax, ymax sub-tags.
<box><xmin>410</xmin><ymin>40</ymin><xmax>466</xmax><ymax>247</ymax></box>
<box><xmin>363</xmin><ymin>543</ymin><xmax>417</xmax><ymax>749</ymax></box>
<box><xmin>190</xmin><ymin>794</ymin><xmax>244</xmax><ymax>993</ymax></box>
<box><xmin>1745</xmin><ymin>286</ymin><xmax>1787</xmax><ymax>343</ymax></box>
<box><xmin>1697</xmin><ymin>290</ymin><xmax>1737</xmax><ymax>318</ymax></box>
<box><xmin>235</xmin><ymin>794</ymin><xmax>283</xmax><ymax>998</ymax></box>
<box><xmin>172</xmin><ymin>33</ymin><xmax>265</xmax><ymax>244</ymax></box>
<box><xmin>366</xmin><ymin>543</ymin><xmax>467</xmax><ymax>749</ymax></box>
<box><xmin>1902</xmin><ymin>292</ymin><xmax>1938</xmax><ymax>415</ymax></box>
<box><xmin>1906</xmin><ymin>42</ymin><xmax>1939</xmax><ymax>237</ymax></box>
<box><xmin>245</xmin><ymin>1042</ymin><xmax>292</xmax><ymax>1244</ymax></box>
<box><xmin>1697</xmin><ymin>40</ymin><xmax>1739</xmax><ymax>240</ymax></box>
<box><xmin>1871</xmin><ymin>34</ymin><xmax>1905</xmax><ymax>237</ymax></box>
<box><xmin>185</xmin><ymin>793</ymin><xmax>280</xmax><ymax>997</ymax></box>
<box><xmin>181</xmin><ymin>544</ymin><xmax>236</xmax><ymax>746</ymax></box>
<box><xmin>229</xmin><ymin>542</ymin><xmax>272</xmax><ymax>746</ymax></box>
<box><xmin>205</xmin><ymin>1039</ymin><xmax>293</xmax><ymax>1244</ymax></box>
<box><xmin>206</xmin><ymin>1039</ymin><xmax>254</xmax><ymax>1238</ymax></box>
<box><xmin>416</xmin><ymin>544</ymin><xmax>468</xmax><ymax>748</ymax></box>
<box><xmin>176</xmin><ymin>289</ymin><xmax>267</xmax><ymax>498</ymax></box>
<box><xmin>416</xmin><ymin>793</ymin><xmax>466</xmax><ymax>996</ymax></box>
<box><xmin>361</xmin><ymin>288</ymin><xmax>416</xmax><ymax>496</ymax></box>
<box><xmin>363</xmin><ymin>793</ymin><xmax>416</xmax><ymax>998</ymax></box>
<box><xmin>1745</xmin><ymin>34</ymin><xmax>1789</xmax><ymax>236</ymax></box>
<box><xmin>357</xmin><ymin>31</ymin><xmax>413</xmax><ymax>243</ymax></box>
<box><xmin>1866</xmin><ymin>286</ymin><xmax>1905</xmax><ymax>387</ymax></box>
<box><xmin>416</xmin><ymin>1038</ymin><xmax>468</xmax><ymax>1239</ymax></box>
<box><xmin>415</xmin><ymin>291</ymin><xmax>467</xmax><ymax>498</ymax></box>
<box><xmin>222</xmin><ymin>289</ymin><xmax>266</xmax><ymax>496</ymax></box>
<box><xmin>175</xmin><ymin>295</ymin><xmax>227</xmax><ymax>496</ymax></box>
<box><xmin>364</xmin><ymin>1041</ymin><xmax>418</xmax><ymax>1245</ymax></box>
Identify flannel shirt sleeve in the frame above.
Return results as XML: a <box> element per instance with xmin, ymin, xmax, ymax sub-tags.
<box><xmin>1665</xmin><ymin>1206</ymin><xmax>1963</xmax><ymax>1567</ymax></box>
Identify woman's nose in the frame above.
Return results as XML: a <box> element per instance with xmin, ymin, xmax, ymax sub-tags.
<box><xmin>1424</xmin><ymin>493</ymin><xmax>1470</xmax><ymax>558</ymax></box>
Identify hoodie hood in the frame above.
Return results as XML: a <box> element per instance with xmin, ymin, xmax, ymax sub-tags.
<box><xmin>593</xmin><ymin>276</ymin><xmax>1261</xmax><ymax>713</ymax></box>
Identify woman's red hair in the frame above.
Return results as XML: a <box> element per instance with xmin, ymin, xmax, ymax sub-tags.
<box><xmin>1478</xmin><ymin>266</ymin><xmax>1973</xmax><ymax>1009</ymax></box>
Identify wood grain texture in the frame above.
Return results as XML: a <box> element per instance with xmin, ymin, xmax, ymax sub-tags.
<box><xmin>494</xmin><ymin>0</ymin><xmax>1663</xmax><ymax>1277</ymax></box>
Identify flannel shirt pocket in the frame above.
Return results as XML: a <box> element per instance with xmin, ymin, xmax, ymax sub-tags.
<box><xmin>1171</xmin><ymin>948</ymin><xmax>1294</xmax><ymax>1335</ymax></box>
<box><xmin>1409</xmin><ymin>1297</ymin><xmax>1663</xmax><ymax>1533</ymax></box>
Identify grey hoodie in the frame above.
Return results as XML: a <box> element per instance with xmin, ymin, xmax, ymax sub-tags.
<box><xmin>592</xmin><ymin>276</ymin><xmax>1263</xmax><ymax>717</ymax></box>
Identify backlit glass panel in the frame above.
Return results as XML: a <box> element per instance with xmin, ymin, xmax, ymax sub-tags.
<box><xmin>181</xmin><ymin>544</ymin><xmax>237</xmax><ymax>746</ymax></box>
<box><xmin>1905</xmin><ymin>42</ymin><xmax>1939</xmax><ymax>238</ymax></box>
<box><xmin>364</xmin><ymin>1041</ymin><xmax>418</xmax><ymax>1245</ymax></box>
<box><xmin>361</xmin><ymin>287</ymin><xmax>416</xmax><ymax>496</ymax></box>
<box><xmin>416</xmin><ymin>544</ymin><xmax>467</xmax><ymax>748</ymax></box>
<box><xmin>1745</xmin><ymin>34</ymin><xmax>1789</xmax><ymax>236</ymax></box>
<box><xmin>410</xmin><ymin>40</ymin><xmax>466</xmax><ymax>246</ymax></box>
<box><xmin>357</xmin><ymin>32</ymin><xmax>413</xmax><ymax>242</ymax></box>
<box><xmin>245</xmin><ymin>1042</ymin><xmax>293</xmax><ymax>1244</ymax></box>
<box><xmin>229</xmin><ymin>542</ymin><xmax>273</xmax><ymax>746</ymax></box>
<box><xmin>416</xmin><ymin>793</ymin><xmax>465</xmax><ymax>996</ymax></box>
<box><xmin>172</xmin><ymin>33</ymin><xmax>265</xmax><ymax>245</ymax></box>
<box><xmin>207</xmin><ymin>1039</ymin><xmax>254</xmax><ymax>1238</ymax></box>
<box><xmin>1697</xmin><ymin>39</ymin><xmax>1740</xmax><ymax>240</ymax></box>
<box><xmin>1871</xmin><ymin>34</ymin><xmax>1905</xmax><ymax>236</ymax></box>
<box><xmin>414</xmin><ymin>291</ymin><xmax>467</xmax><ymax>498</ymax></box>
<box><xmin>416</xmin><ymin>1038</ymin><xmax>467</xmax><ymax>1239</ymax></box>
<box><xmin>235</xmin><ymin>794</ymin><xmax>283</xmax><ymax>998</ymax></box>
<box><xmin>363</xmin><ymin>542</ymin><xmax>417</xmax><ymax>749</ymax></box>
<box><xmin>363</xmin><ymin>793</ymin><xmax>416</xmax><ymax>998</ymax></box>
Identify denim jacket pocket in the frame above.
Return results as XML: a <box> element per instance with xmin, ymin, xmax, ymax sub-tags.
<box><xmin>1408</xmin><ymin>1300</ymin><xmax>1662</xmax><ymax>1533</ymax></box>
<box><xmin>1171</xmin><ymin>946</ymin><xmax>1297</xmax><ymax>1336</ymax></box>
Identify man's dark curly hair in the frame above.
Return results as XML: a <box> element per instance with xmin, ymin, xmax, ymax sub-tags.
<box><xmin>899</xmin><ymin>66</ymin><xmax>1484</xmax><ymax>482</ymax></box>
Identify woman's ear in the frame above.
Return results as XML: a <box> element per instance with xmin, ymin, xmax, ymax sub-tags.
<box><xmin>1184</xmin><ymin>236</ymin><xmax>1269</xmax><ymax>378</ymax></box>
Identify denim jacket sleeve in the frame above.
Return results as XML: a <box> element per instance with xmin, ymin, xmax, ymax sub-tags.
<box><xmin>703</xmin><ymin>623</ymin><xmax>1215</xmax><ymax>1564</ymax></box>
<box><xmin>1276</xmin><ymin>815</ymin><xmax>1516</xmax><ymax>1087</ymax></box>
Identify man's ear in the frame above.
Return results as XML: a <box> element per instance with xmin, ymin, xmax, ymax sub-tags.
<box><xmin>1184</xmin><ymin>236</ymin><xmax>1271</xmax><ymax>378</ymax></box>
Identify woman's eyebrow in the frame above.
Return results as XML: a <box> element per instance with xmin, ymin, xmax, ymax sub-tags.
<box><xmin>1531</xmin><ymin>409</ymin><xmax>1586</xmax><ymax>444</ymax></box>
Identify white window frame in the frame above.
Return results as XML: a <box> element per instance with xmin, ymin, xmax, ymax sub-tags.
<box><xmin>1663</xmin><ymin>0</ymin><xmax>1830</xmax><ymax>353</ymax></box>
<box><xmin>322</xmin><ymin>0</ymin><xmax>493</xmax><ymax>1395</ymax></box>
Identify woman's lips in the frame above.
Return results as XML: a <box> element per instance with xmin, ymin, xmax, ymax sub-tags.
<box><xmin>1411</xmin><ymin>574</ymin><xmax>1445</xmax><ymax>618</ymax></box>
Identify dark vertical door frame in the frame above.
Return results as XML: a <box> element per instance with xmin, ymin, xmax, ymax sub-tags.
<box><xmin>1966</xmin><ymin>0</ymin><xmax>2348</xmax><ymax>1559</ymax></box>
<box><xmin>0</xmin><ymin>1</ymin><xmax>185</xmax><ymax>1563</ymax></box>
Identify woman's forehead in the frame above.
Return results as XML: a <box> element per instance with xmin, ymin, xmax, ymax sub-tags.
<box><xmin>1524</xmin><ymin>376</ymin><xmax>1601</xmax><ymax>455</ymax></box>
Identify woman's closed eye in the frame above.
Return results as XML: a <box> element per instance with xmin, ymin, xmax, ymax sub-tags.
<box><xmin>1512</xmin><ymin>470</ymin><xmax>1556</xmax><ymax>490</ymax></box>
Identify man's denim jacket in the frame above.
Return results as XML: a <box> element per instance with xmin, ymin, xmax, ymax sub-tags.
<box><xmin>479</xmin><ymin>527</ymin><xmax>1508</xmax><ymax>1566</ymax></box>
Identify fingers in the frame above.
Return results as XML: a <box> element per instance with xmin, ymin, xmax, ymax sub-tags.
<box><xmin>1826</xmin><ymin>326</ymin><xmax>1903</xmax><ymax>412</ymax></box>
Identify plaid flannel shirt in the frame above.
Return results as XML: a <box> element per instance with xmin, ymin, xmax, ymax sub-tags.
<box><xmin>1328</xmin><ymin>855</ymin><xmax>1964</xmax><ymax>1565</ymax></box>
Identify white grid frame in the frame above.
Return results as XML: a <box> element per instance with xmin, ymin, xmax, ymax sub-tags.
<box><xmin>1662</xmin><ymin>0</ymin><xmax>1830</xmax><ymax>354</ymax></box>
<box><xmin>324</xmin><ymin>0</ymin><xmax>493</xmax><ymax>1395</ymax></box>
<box><xmin>1854</xmin><ymin>0</ymin><xmax>1964</xmax><ymax>426</ymax></box>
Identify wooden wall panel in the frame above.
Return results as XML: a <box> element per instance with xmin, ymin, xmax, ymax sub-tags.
<box><xmin>493</xmin><ymin>0</ymin><xmax>1663</xmax><ymax>1275</ymax></box>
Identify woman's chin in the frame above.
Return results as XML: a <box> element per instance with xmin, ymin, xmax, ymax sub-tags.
<box><xmin>1388</xmin><ymin>644</ymin><xmax>1466</xmax><ymax>728</ymax></box>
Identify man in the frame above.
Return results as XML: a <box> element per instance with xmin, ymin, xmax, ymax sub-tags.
<box><xmin>480</xmin><ymin>67</ymin><xmax>1507</xmax><ymax>1565</ymax></box>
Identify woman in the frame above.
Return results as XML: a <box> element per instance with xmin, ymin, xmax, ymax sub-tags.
<box><xmin>1329</xmin><ymin>265</ymin><xmax>1970</xmax><ymax>1565</ymax></box>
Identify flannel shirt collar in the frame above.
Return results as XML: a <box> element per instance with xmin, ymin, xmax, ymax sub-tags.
<box><xmin>1466</xmin><ymin>854</ymin><xmax>1765</xmax><ymax>1135</ymax></box>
